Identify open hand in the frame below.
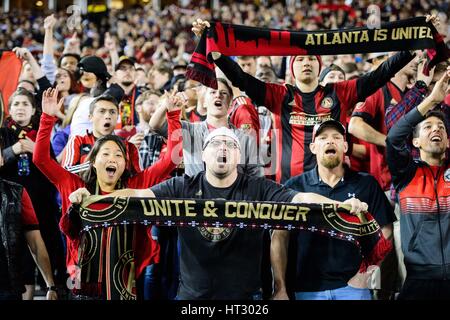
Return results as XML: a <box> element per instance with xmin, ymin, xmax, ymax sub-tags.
<box><xmin>42</xmin><ymin>88</ymin><xmax>64</xmax><ymax>117</ymax></box>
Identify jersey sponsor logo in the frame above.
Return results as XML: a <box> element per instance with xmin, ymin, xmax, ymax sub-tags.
<box><xmin>198</xmin><ymin>226</ymin><xmax>233</xmax><ymax>242</ymax></box>
<box><xmin>289</xmin><ymin>112</ymin><xmax>332</xmax><ymax>126</ymax></box>
<box><xmin>445</xmin><ymin>169</ymin><xmax>450</xmax><ymax>182</ymax></box>
<box><xmin>320</xmin><ymin>97</ymin><xmax>334</xmax><ymax>109</ymax></box>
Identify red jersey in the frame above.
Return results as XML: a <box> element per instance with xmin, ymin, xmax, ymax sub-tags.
<box><xmin>352</xmin><ymin>82</ymin><xmax>404</xmax><ymax>190</ymax></box>
<box><xmin>229</xmin><ymin>96</ymin><xmax>261</xmax><ymax>144</ymax></box>
<box><xmin>34</xmin><ymin>110</ymin><xmax>182</xmax><ymax>279</ymax></box>
<box><xmin>215</xmin><ymin>52</ymin><xmax>414</xmax><ymax>183</ymax></box>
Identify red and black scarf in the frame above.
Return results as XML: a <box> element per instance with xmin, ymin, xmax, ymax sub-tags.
<box><xmin>187</xmin><ymin>17</ymin><xmax>449</xmax><ymax>89</ymax></box>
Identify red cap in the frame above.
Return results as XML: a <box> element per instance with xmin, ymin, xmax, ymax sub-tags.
<box><xmin>290</xmin><ymin>55</ymin><xmax>322</xmax><ymax>79</ymax></box>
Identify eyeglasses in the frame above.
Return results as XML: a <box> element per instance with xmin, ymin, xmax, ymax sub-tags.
<box><xmin>207</xmin><ymin>139</ymin><xmax>239</xmax><ymax>149</ymax></box>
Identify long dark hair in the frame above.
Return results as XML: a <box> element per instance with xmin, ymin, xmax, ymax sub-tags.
<box><xmin>56</xmin><ymin>67</ymin><xmax>79</xmax><ymax>96</ymax></box>
<box><xmin>81</xmin><ymin>135</ymin><xmax>131</xmax><ymax>194</ymax></box>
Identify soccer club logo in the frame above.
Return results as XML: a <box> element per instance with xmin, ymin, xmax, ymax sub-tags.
<box><xmin>198</xmin><ymin>226</ymin><xmax>233</xmax><ymax>242</ymax></box>
<box><xmin>80</xmin><ymin>196</ymin><xmax>129</xmax><ymax>223</ymax></box>
<box><xmin>113</xmin><ymin>250</ymin><xmax>137</xmax><ymax>300</ymax></box>
<box><xmin>320</xmin><ymin>97</ymin><xmax>334</xmax><ymax>109</ymax></box>
<box><xmin>198</xmin><ymin>197</ymin><xmax>232</xmax><ymax>242</ymax></box>
<box><xmin>444</xmin><ymin>169</ymin><xmax>450</xmax><ymax>182</ymax></box>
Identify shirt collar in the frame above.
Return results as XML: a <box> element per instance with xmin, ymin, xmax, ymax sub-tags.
<box><xmin>309</xmin><ymin>165</ymin><xmax>353</xmax><ymax>186</ymax></box>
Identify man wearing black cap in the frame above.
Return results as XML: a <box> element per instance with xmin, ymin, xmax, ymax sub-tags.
<box><xmin>70</xmin><ymin>55</ymin><xmax>114</xmax><ymax>137</ymax></box>
<box><xmin>271</xmin><ymin>120</ymin><xmax>396</xmax><ymax>300</ymax></box>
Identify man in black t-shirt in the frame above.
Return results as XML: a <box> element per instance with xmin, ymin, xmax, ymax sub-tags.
<box><xmin>70</xmin><ymin>127</ymin><xmax>368</xmax><ymax>300</ymax></box>
<box><xmin>271</xmin><ymin>120</ymin><xmax>396</xmax><ymax>300</ymax></box>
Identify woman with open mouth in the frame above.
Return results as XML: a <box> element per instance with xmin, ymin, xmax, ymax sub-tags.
<box><xmin>33</xmin><ymin>88</ymin><xmax>183</xmax><ymax>300</ymax></box>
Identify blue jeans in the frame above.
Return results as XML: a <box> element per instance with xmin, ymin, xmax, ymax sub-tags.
<box><xmin>295</xmin><ymin>285</ymin><xmax>372</xmax><ymax>300</ymax></box>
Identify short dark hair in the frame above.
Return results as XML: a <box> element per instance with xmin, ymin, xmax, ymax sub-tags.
<box><xmin>58</xmin><ymin>53</ymin><xmax>81</xmax><ymax>67</ymax></box>
<box><xmin>413</xmin><ymin>110</ymin><xmax>448</xmax><ymax>138</ymax></box>
<box><xmin>89</xmin><ymin>94</ymin><xmax>119</xmax><ymax>115</ymax></box>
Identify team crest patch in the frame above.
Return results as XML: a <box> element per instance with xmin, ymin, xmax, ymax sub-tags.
<box><xmin>444</xmin><ymin>169</ymin><xmax>450</xmax><ymax>182</ymax></box>
<box><xmin>321</xmin><ymin>97</ymin><xmax>334</xmax><ymax>109</ymax></box>
<box><xmin>198</xmin><ymin>227</ymin><xmax>232</xmax><ymax>242</ymax></box>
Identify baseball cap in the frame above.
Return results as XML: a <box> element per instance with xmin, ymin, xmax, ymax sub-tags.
<box><xmin>366</xmin><ymin>52</ymin><xmax>389</xmax><ymax>63</ymax></box>
<box><xmin>312</xmin><ymin>119</ymin><xmax>346</xmax><ymax>142</ymax></box>
<box><xmin>203</xmin><ymin>127</ymin><xmax>241</xmax><ymax>150</ymax></box>
<box><xmin>115</xmin><ymin>56</ymin><xmax>136</xmax><ymax>71</ymax></box>
<box><xmin>78</xmin><ymin>55</ymin><xmax>111</xmax><ymax>80</ymax></box>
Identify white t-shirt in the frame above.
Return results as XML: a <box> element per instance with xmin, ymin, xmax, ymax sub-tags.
<box><xmin>70</xmin><ymin>96</ymin><xmax>94</xmax><ymax>137</ymax></box>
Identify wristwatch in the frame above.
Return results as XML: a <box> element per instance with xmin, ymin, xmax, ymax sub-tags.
<box><xmin>415</xmin><ymin>80</ymin><xmax>428</xmax><ymax>90</ymax></box>
<box><xmin>47</xmin><ymin>285</ymin><xmax>57</xmax><ymax>292</ymax></box>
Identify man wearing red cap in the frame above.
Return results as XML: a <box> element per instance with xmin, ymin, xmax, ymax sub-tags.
<box><xmin>192</xmin><ymin>20</ymin><xmax>416</xmax><ymax>184</ymax></box>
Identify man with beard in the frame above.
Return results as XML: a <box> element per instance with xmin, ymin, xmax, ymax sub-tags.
<box><xmin>69</xmin><ymin>127</ymin><xmax>369</xmax><ymax>300</ymax></box>
<box><xmin>271</xmin><ymin>120</ymin><xmax>396</xmax><ymax>300</ymax></box>
<box><xmin>386</xmin><ymin>67</ymin><xmax>450</xmax><ymax>300</ymax></box>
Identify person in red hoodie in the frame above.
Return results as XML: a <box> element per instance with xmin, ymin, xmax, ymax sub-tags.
<box><xmin>33</xmin><ymin>88</ymin><xmax>183</xmax><ymax>300</ymax></box>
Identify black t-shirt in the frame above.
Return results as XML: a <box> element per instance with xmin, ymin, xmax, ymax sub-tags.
<box><xmin>151</xmin><ymin>172</ymin><xmax>297</xmax><ymax>299</ymax></box>
<box><xmin>285</xmin><ymin>166</ymin><xmax>396</xmax><ymax>292</ymax></box>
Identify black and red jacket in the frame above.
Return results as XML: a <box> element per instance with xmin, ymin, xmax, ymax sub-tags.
<box><xmin>215</xmin><ymin>52</ymin><xmax>414</xmax><ymax>183</ymax></box>
<box><xmin>387</xmin><ymin>107</ymin><xmax>450</xmax><ymax>280</ymax></box>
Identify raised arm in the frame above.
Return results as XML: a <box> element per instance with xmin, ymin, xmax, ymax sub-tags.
<box><xmin>42</xmin><ymin>14</ymin><xmax>57</xmax><ymax>84</ymax></box>
<box><xmin>191</xmin><ymin>19</ymin><xmax>267</xmax><ymax>106</ymax></box>
<box><xmin>13</xmin><ymin>47</ymin><xmax>45</xmax><ymax>80</ymax></box>
<box><xmin>33</xmin><ymin>89</ymin><xmax>74</xmax><ymax>185</ymax></box>
<box><xmin>134</xmin><ymin>93</ymin><xmax>183</xmax><ymax>187</ymax></box>
<box><xmin>385</xmin><ymin>60</ymin><xmax>435</xmax><ymax>132</ymax></box>
<box><xmin>149</xmin><ymin>93</ymin><xmax>170</xmax><ymax>131</ymax></box>
<box><xmin>386</xmin><ymin>67</ymin><xmax>450</xmax><ymax>184</ymax></box>
<box><xmin>213</xmin><ymin>55</ymin><xmax>267</xmax><ymax>106</ymax></box>
<box><xmin>354</xmin><ymin>51</ymin><xmax>415</xmax><ymax>102</ymax></box>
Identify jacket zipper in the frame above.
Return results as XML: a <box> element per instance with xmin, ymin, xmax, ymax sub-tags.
<box><xmin>428</xmin><ymin>165</ymin><xmax>447</xmax><ymax>279</ymax></box>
